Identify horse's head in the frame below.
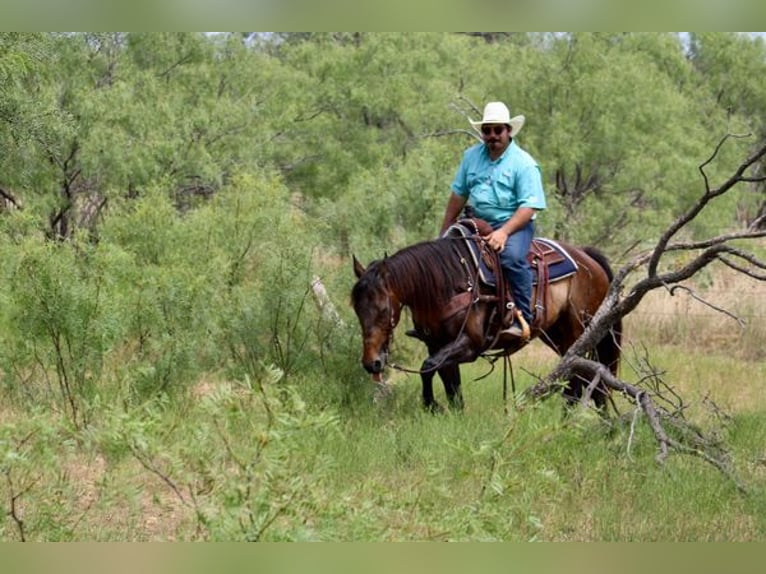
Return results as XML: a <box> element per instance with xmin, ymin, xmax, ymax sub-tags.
<box><xmin>351</xmin><ymin>255</ymin><xmax>402</xmax><ymax>381</ymax></box>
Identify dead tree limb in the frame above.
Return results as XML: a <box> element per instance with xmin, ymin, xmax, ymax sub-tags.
<box><xmin>0</xmin><ymin>186</ymin><xmax>23</xmax><ymax>211</ymax></box>
<box><xmin>525</xmin><ymin>135</ymin><xmax>766</xmax><ymax>486</ymax></box>
<box><xmin>310</xmin><ymin>276</ymin><xmax>344</xmax><ymax>327</ymax></box>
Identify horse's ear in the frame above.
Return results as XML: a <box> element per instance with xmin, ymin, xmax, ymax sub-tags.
<box><xmin>352</xmin><ymin>255</ymin><xmax>366</xmax><ymax>278</ymax></box>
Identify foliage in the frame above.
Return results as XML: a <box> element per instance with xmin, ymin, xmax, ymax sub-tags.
<box><xmin>0</xmin><ymin>411</ymin><xmax>85</xmax><ymax>541</ymax></box>
<box><xmin>1</xmin><ymin>32</ymin><xmax>765</xmax><ymax>540</ymax></box>
<box><xmin>1</xmin><ymin>233</ymin><xmax>124</xmax><ymax>427</ymax></box>
<box><xmin>89</xmin><ymin>368</ymin><xmax>340</xmax><ymax>541</ymax></box>
<box><xmin>3</xmin><ymin>32</ymin><xmax>763</xmax><ymax>250</ymax></box>
<box><xmin>3</xmin><ymin>350</ymin><xmax>765</xmax><ymax>541</ymax></box>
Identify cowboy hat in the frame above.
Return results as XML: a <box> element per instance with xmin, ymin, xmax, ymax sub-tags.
<box><xmin>469</xmin><ymin>101</ymin><xmax>525</xmax><ymax>136</ymax></box>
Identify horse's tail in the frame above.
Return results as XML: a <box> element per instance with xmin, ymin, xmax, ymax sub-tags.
<box><xmin>583</xmin><ymin>246</ymin><xmax>622</xmax><ymax>376</ymax></box>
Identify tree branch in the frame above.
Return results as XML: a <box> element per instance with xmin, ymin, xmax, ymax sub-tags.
<box><xmin>648</xmin><ymin>134</ymin><xmax>766</xmax><ymax>277</ymax></box>
<box><xmin>525</xmin><ymin>135</ymin><xmax>766</xmax><ymax>487</ymax></box>
<box><xmin>0</xmin><ymin>186</ymin><xmax>23</xmax><ymax>210</ymax></box>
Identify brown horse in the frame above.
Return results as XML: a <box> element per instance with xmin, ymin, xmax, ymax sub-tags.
<box><xmin>351</xmin><ymin>225</ymin><xmax>622</xmax><ymax>412</ymax></box>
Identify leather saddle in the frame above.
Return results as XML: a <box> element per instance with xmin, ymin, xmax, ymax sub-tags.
<box><xmin>443</xmin><ymin>218</ymin><xmax>578</xmax><ymax>333</ymax></box>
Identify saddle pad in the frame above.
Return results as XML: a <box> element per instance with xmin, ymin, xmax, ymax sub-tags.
<box><xmin>444</xmin><ymin>224</ymin><xmax>578</xmax><ymax>288</ymax></box>
<box><xmin>531</xmin><ymin>238</ymin><xmax>579</xmax><ymax>285</ymax></box>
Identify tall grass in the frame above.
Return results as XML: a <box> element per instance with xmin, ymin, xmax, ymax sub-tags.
<box><xmin>625</xmin><ymin>267</ymin><xmax>766</xmax><ymax>361</ymax></box>
<box><xmin>3</xmin><ymin>337</ymin><xmax>764</xmax><ymax>541</ymax></box>
<box><xmin>1</xmin><ymin>256</ymin><xmax>765</xmax><ymax>540</ymax></box>
<box><xmin>307</xmin><ymin>355</ymin><xmax>766</xmax><ymax>541</ymax></box>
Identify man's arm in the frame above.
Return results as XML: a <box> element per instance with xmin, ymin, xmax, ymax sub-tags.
<box><xmin>498</xmin><ymin>206</ymin><xmax>536</xmax><ymax>236</ymax></box>
<box><xmin>439</xmin><ymin>192</ymin><xmax>468</xmax><ymax>235</ymax></box>
<box><xmin>485</xmin><ymin>207</ymin><xmax>537</xmax><ymax>252</ymax></box>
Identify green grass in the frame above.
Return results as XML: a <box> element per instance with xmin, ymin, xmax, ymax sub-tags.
<box><xmin>283</xmin><ymin>347</ymin><xmax>766</xmax><ymax>541</ymax></box>
<box><xmin>2</xmin><ymin>339</ymin><xmax>766</xmax><ymax>541</ymax></box>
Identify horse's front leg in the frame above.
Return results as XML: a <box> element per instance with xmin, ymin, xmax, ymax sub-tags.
<box><xmin>421</xmin><ymin>334</ymin><xmax>479</xmax><ymax>412</ymax></box>
<box><xmin>419</xmin><ymin>362</ymin><xmax>463</xmax><ymax>413</ymax></box>
<box><xmin>438</xmin><ymin>363</ymin><xmax>463</xmax><ymax>411</ymax></box>
<box><xmin>420</xmin><ymin>366</ymin><xmax>442</xmax><ymax>413</ymax></box>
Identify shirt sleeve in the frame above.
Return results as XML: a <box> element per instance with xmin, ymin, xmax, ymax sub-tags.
<box><xmin>517</xmin><ymin>164</ymin><xmax>547</xmax><ymax>210</ymax></box>
<box><xmin>450</xmin><ymin>151</ymin><xmax>470</xmax><ymax>198</ymax></box>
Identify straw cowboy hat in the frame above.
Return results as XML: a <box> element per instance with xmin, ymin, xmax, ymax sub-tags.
<box><xmin>469</xmin><ymin>101</ymin><xmax>525</xmax><ymax>137</ymax></box>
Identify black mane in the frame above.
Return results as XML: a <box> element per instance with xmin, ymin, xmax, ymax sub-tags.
<box><xmin>352</xmin><ymin>238</ymin><xmax>469</xmax><ymax>316</ymax></box>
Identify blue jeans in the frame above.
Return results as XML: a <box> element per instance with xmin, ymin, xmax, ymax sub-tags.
<box><xmin>494</xmin><ymin>219</ymin><xmax>535</xmax><ymax>323</ymax></box>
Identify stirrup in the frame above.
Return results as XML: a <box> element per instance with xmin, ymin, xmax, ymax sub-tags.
<box><xmin>499</xmin><ymin>323</ymin><xmax>525</xmax><ymax>337</ymax></box>
<box><xmin>500</xmin><ymin>311</ymin><xmax>531</xmax><ymax>340</ymax></box>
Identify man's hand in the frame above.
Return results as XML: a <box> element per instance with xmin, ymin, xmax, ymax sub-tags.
<box><xmin>483</xmin><ymin>228</ymin><xmax>509</xmax><ymax>252</ymax></box>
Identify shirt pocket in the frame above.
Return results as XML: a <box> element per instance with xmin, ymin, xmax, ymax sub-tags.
<box><xmin>494</xmin><ymin>170</ymin><xmax>517</xmax><ymax>207</ymax></box>
<box><xmin>466</xmin><ymin>170</ymin><xmax>492</xmax><ymax>207</ymax></box>
<box><xmin>466</xmin><ymin>170</ymin><xmax>487</xmax><ymax>190</ymax></box>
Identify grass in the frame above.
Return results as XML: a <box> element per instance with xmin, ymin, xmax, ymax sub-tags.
<box><xmin>308</xmin><ymin>390</ymin><xmax>758</xmax><ymax>541</ymax></box>
<box><xmin>2</xmin><ymin>346</ymin><xmax>765</xmax><ymax>541</ymax></box>
<box><xmin>2</xmin><ymin>269</ymin><xmax>766</xmax><ymax>540</ymax></box>
<box><xmin>293</xmin><ymin>332</ymin><xmax>766</xmax><ymax>541</ymax></box>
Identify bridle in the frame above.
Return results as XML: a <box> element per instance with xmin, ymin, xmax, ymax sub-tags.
<box><xmin>373</xmin><ymin>290</ymin><xmax>402</xmax><ymax>366</ymax></box>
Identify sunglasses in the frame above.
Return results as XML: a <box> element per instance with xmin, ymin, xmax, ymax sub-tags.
<box><xmin>481</xmin><ymin>125</ymin><xmax>506</xmax><ymax>136</ymax></box>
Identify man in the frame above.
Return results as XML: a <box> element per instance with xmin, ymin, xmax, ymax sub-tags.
<box><xmin>440</xmin><ymin>101</ymin><xmax>546</xmax><ymax>337</ymax></box>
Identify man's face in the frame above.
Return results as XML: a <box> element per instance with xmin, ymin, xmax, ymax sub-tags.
<box><xmin>481</xmin><ymin>123</ymin><xmax>510</xmax><ymax>156</ymax></box>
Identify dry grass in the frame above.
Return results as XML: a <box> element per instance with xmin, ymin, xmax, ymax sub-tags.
<box><xmin>617</xmin><ymin>268</ymin><xmax>766</xmax><ymax>416</ymax></box>
<box><xmin>625</xmin><ymin>268</ymin><xmax>766</xmax><ymax>362</ymax></box>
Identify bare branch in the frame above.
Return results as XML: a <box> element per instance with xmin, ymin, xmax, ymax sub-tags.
<box><xmin>648</xmin><ymin>135</ymin><xmax>766</xmax><ymax>277</ymax></box>
<box><xmin>665</xmin><ymin>228</ymin><xmax>766</xmax><ymax>252</ymax></box>
<box><xmin>524</xmin><ymin>136</ymin><xmax>766</xmax><ymax>487</ymax></box>
<box><xmin>0</xmin><ymin>186</ymin><xmax>23</xmax><ymax>210</ymax></box>
<box><xmin>421</xmin><ymin>128</ymin><xmax>480</xmax><ymax>142</ymax></box>
<box><xmin>580</xmin><ymin>371</ymin><xmax>602</xmax><ymax>407</ymax></box>
<box><xmin>747</xmin><ymin>213</ymin><xmax>766</xmax><ymax>230</ymax></box>
<box><xmin>563</xmin><ymin>357</ymin><xmax>744</xmax><ymax>491</ymax></box>
<box><xmin>717</xmin><ymin>250</ymin><xmax>766</xmax><ymax>280</ymax></box>
<box><xmin>668</xmin><ymin>285</ymin><xmax>747</xmax><ymax>328</ymax></box>
<box><xmin>127</xmin><ymin>444</ymin><xmax>191</xmax><ymax>508</ymax></box>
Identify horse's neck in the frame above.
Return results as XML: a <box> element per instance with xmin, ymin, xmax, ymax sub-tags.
<box><xmin>386</xmin><ymin>244</ymin><xmax>460</xmax><ymax>318</ymax></box>
<box><xmin>389</xmin><ymin>283</ymin><xmax>414</xmax><ymax>311</ymax></box>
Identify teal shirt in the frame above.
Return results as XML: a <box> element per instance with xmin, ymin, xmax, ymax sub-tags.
<box><xmin>451</xmin><ymin>140</ymin><xmax>546</xmax><ymax>226</ymax></box>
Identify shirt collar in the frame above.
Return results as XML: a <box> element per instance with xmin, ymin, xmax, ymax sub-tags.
<box><xmin>483</xmin><ymin>139</ymin><xmax>515</xmax><ymax>162</ymax></box>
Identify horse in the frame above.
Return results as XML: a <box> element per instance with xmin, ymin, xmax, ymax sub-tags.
<box><xmin>350</xmin><ymin>220</ymin><xmax>622</xmax><ymax>412</ymax></box>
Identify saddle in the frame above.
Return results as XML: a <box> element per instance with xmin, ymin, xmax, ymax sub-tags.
<box><xmin>443</xmin><ymin>218</ymin><xmax>578</xmax><ymax>335</ymax></box>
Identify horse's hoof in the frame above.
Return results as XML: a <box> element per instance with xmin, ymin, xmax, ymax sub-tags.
<box><xmin>425</xmin><ymin>402</ymin><xmax>444</xmax><ymax>414</ymax></box>
<box><xmin>449</xmin><ymin>400</ymin><xmax>465</xmax><ymax>413</ymax></box>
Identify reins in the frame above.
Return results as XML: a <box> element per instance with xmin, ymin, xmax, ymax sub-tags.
<box><xmin>381</xmin><ymin>231</ymin><xmax>528</xmax><ymax>409</ymax></box>
<box><xmin>389</xmin><ymin>235</ymin><xmax>481</xmax><ymax>377</ymax></box>
<box><xmin>387</xmin><ymin>234</ymin><xmax>511</xmax><ymax>381</ymax></box>
<box><xmin>503</xmin><ymin>352</ymin><xmax>515</xmax><ymax>415</ymax></box>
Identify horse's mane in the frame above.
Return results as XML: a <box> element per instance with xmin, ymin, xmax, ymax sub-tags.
<box><xmin>353</xmin><ymin>238</ymin><xmax>468</xmax><ymax>315</ymax></box>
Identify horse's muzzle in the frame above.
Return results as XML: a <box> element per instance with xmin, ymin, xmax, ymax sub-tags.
<box><xmin>361</xmin><ymin>349</ymin><xmax>388</xmax><ymax>377</ymax></box>
<box><xmin>362</xmin><ymin>357</ymin><xmax>384</xmax><ymax>374</ymax></box>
